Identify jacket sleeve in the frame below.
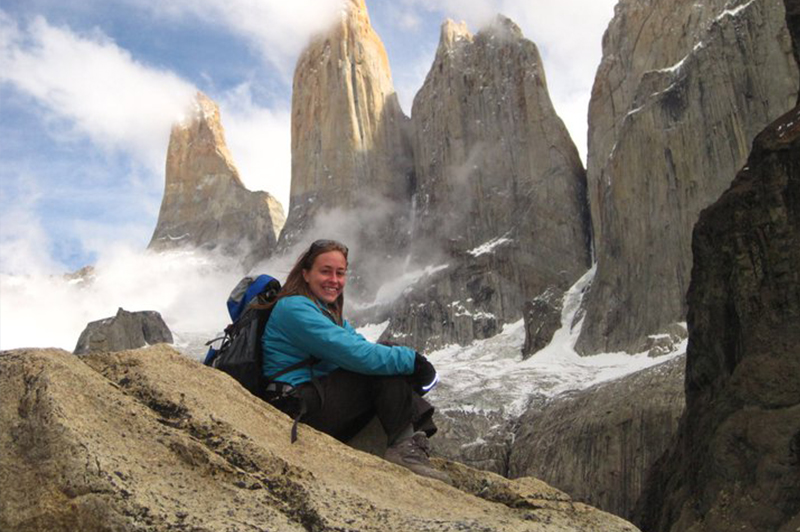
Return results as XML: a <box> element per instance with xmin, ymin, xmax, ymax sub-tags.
<box><xmin>273</xmin><ymin>297</ymin><xmax>416</xmax><ymax>376</ymax></box>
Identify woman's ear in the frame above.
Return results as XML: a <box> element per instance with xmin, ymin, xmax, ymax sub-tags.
<box><xmin>302</xmin><ymin>269</ymin><xmax>309</xmax><ymax>284</ymax></box>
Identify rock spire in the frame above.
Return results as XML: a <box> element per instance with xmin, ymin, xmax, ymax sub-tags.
<box><xmin>577</xmin><ymin>0</ymin><xmax>799</xmax><ymax>354</ymax></box>
<box><xmin>635</xmin><ymin>6</ymin><xmax>800</xmax><ymax>527</ymax></box>
<box><xmin>148</xmin><ymin>92</ymin><xmax>285</xmax><ymax>266</ymax></box>
<box><xmin>636</xmin><ymin>83</ymin><xmax>800</xmax><ymax>532</ymax></box>
<box><xmin>381</xmin><ymin>15</ymin><xmax>591</xmax><ymax>350</ymax></box>
<box><xmin>281</xmin><ymin>0</ymin><xmax>414</xmax><ymax>262</ymax></box>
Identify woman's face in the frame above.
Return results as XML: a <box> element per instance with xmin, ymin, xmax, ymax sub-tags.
<box><xmin>303</xmin><ymin>250</ymin><xmax>347</xmax><ymax>304</ymax></box>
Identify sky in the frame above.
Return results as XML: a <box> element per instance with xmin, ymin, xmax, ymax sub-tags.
<box><xmin>0</xmin><ymin>0</ymin><xmax>617</xmax><ymax>276</ymax></box>
<box><xmin>0</xmin><ymin>0</ymin><xmax>618</xmax><ymax>350</ymax></box>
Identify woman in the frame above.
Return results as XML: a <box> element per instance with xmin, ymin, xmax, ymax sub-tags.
<box><xmin>261</xmin><ymin>239</ymin><xmax>448</xmax><ymax>483</ymax></box>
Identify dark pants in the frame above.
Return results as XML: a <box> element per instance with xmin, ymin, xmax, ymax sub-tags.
<box><xmin>271</xmin><ymin>369</ymin><xmax>436</xmax><ymax>445</ymax></box>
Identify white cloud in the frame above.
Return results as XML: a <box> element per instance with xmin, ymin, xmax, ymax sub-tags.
<box><xmin>218</xmin><ymin>83</ymin><xmax>293</xmax><ymax>211</ymax></box>
<box><xmin>0</xmin><ymin>180</ymin><xmax>65</xmax><ymax>275</ymax></box>
<box><xmin>70</xmin><ymin>218</ymin><xmax>157</xmax><ymax>262</ymax></box>
<box><xmin>128</xmin><ymin>0</ymin><xmax>345</xmax><ymax>79</ymax></box>
<box><xmin>0</xmin><ymin>247</ymin><xmax>247</xmax><ymax>351</ymax></box>
<box><xmin>0</xmin><ymin>14</ymin><xmax>196</xmax><ymax>173</ymax></box>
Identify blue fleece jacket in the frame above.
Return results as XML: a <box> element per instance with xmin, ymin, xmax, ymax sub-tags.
<box><xmin>262</xmin><ymin>295</ymin><xmax>416</xmax><ymax>387</ymax></box>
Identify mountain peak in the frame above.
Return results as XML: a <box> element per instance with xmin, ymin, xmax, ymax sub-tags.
<box><xmin>280</xmin><ymin>0</ymin><xmax>413</xmax><ymax>264</ymax></box>
<box><xmin>439</xmin><ymin>19</ymin><xmax>472</xmax><ymax>48</ymax></box>
<box><xmin>148</xmin><ymin>92</ymin><xmax>284</xmax><ymax>264</ymax></box>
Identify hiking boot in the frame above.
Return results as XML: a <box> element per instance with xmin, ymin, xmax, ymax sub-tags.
<box><xmin>384</xmin><ymin>432</ymin><xmax>451</xmax><ymax>484</ymax></box>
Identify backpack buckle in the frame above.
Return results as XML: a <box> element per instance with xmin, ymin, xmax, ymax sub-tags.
<box><xmin>264</xmin><ymin>381</ymin><xmax>295</xmax><ymax>397</ymax></box>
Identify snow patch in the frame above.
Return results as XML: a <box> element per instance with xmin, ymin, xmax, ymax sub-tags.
<box><xmin>366</xmin><ymin>263</ymin><xmax>449</xmax><ymax>306</ymax></box>
<box><xmin>717</xmin><ymin>0</ymin><xmax>756</xmax><ymax>21</ymax></box>
<box><xmin>658</xmin><ymin>41</ymin><xmax>706</xmax><ymax>75</ymax></box>
<box><xmin>356</xmin><ymin>321</ymin><xmax>389</xmax><ymax>342</ymax></box>
<box><xmin>426</xmin><ymin>265</ymin><xmax>685</xmax><ymax>418</ymax></box>
<box><xmin>162</xmin><ymin>233</ymin><xmax>190</xmax><ymax>242</ymax></box>
<box><xmin>468</xmin><ymin>236</ymin><xmax>512</xmax><ymax>257</ymax></box>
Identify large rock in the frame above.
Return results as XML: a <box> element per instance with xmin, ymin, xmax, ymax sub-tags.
<box><xmin>522</xmin><ymin>288</ymin><xmax>564</xmax><ymax>359</ymax></box>
<box><xmin>381</xmin><ymin>16</ymin><xmax>590</xmax><ymax>350</ymax></box>
<box><xmin>577</xmin><ymin>0</ymin><xmax>799</xmax><ymax>354</ymax></box>
<box><xmin>508</xmin><ymin>355</ymin><xmax>686</xmax><ymax>522</ymax></box>
<box><xmin>635</xmin><ymin>79</ymin><xmax>800</xmax><ymax>532</ymax></box>
<box><xmin>430</xmin><ymin>408</ymin><xmax>514</xmax><ymax>476</ymax></box>
<box><xmin>0</xmin><ymin>346</ymin><xmax>640</xmax><ymax>532</ymax></box>
<box><xmin>148</xmin><ymin>92</ymin><xmax>285</xmax><ymax>267</ymax></box>
<box><xmin>280</xmin><ymin>0</ymin><xmax>414</xmax><ymax>282</ymax></box>
<box><xmin>74</xmin><ymin>308</ymin><xmax>173</xmax><ymax>355</ymax></box>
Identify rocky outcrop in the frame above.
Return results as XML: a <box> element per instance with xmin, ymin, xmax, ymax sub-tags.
<box><xmin>0</xmin><ymin>346</ymin><xmax>640</xmax><ymax>532</ymax></box>
<box><xmin>148</xmin><ymin>92</ymin><xmax>285</xmax><ymax>266</ymax></box>
<box><xmin>509</xmin><ymin>355</ymin><xmax>686</xmax><ymax>522</ymax></box>
<box><xmin>522</xmin><ymin>288</ymin><xmax>564</xmax><ymax>359</ymax></box>
<box><xmin>281</xmin><ymin>0</ymin><xmax>414</xmax><ymax>275</ymax></box>
<box><xmin>63</xmin><ymin>265</ymin><xmax>95</xmax><ymax>286</ymax></box>
<box><xmin>635</xmin><ymin>74</ymin><xmax>800</xmax><ymax>532</ymax></box>
<box><xmin>430</xmin><ymin>408</ymin><xmax>514</xmax><ymax>476</ymax></box>
<box><xmin>74</xmin><ymin>308</ymin><xmax>172</xmax><ymax>355</ymax></box>
<box><xmin>381</xmin><ymin>16</ymin><xmax>590</xmax><ymax>350</ymax></box>
<box><xmin>578</xmin><ymin>0</ymin><xmax>799</xmax><ymax>354</ymax></box>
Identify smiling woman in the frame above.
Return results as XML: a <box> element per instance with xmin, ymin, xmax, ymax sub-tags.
<box><xmin>301</xmin><ymin>240</ymin><xmax>348</xmax><ymax>305</ymax></box>
<box><xmin>260</xmin><ymin>239</ymin><xmax>449</xmax><ymax>483</ymax></box>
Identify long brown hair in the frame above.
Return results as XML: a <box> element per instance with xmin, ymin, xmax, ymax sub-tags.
<box><xmin>274</xmin><ymin>239</ymin><xmax>349</xmax><ymax>324</ymax></box>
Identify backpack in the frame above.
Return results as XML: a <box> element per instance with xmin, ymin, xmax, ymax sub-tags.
<box><xmin>203</xmin><ymin>274</ymin><xmax>281</xmax><ymax>397</ymax></box>
<box><xmin>204</xmin><ymin>274</ymin><xmax>322</xmax><ymax>441</ymax></box>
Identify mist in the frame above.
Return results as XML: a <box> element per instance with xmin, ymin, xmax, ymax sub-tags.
<box><xmin>0</xmin><ymin>247</ymin><xmax>246</xmax><ymax>352</ymax></box>
<box><xmin>0</xmin><ymin>214</ymin><xmax>444</xmax><ymax>353</ymax></box>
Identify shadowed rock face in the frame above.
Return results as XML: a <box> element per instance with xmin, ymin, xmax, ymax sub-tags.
<box><xmin>148</xmin><ymin>92</ymin><xmax>284</xmax><ymax>267</ymax></box>
<box><xmin>380</xmin><ymin>16</ymin><xmax>590</xmax><ymax>351</ymax></box>
<box><xmin>509</xmin><ymin>355</ymin><xmax>685</xmax><ymax>522</ymax></box>
<box><xmin>635</xmin><ymin>27</ymin><xmax>800</xmax><ymax>527</ymax></box>
<box><xmin>280</xmin><ymin>0</ymin><xmax>414</xmax><ymax>274</ymax></box>
<box><xmin>0</xmin><ymin>346</ymin><xmax>641</xmax><ymax>532</ymax></box>
<box><xmin>74</xmin><ymin>308</ymin><xmax>172</xmax><ymax>355</ymax></box>
<box><xmin>522</xmin><ymin>288</ymin><xmax>564</xmax><ymax>360</ymax></box>
<box><xmin>578</xmin><ymin>0</ymin><xmax>799</xmax><ymax>355</ymax></box>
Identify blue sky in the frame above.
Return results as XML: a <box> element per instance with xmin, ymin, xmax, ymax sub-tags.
<box><xmin>0</xmin><ymin>0</ymin><xmax>616</xmax><ymax>275</ymax></box>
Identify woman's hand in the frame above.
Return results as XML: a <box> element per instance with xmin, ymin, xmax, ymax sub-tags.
<box><xmin>412</xmin><ymin>353</ymin><xmax>439</xmax><ymax>395</ymax></box>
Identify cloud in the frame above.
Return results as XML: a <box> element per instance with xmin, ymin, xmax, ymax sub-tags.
<box><xmin>0</xmin><ymin>13</ymin><xmax>196</xmax><ymax>173</ymax></box>
<box><xmin>0</xmin><ymin>176</ymin><xmax>66</xmax><ymax>276</ymax></box>
<box><xmin>126</xmin><ymin>0</ymin><xmax>345</xmax><ymax>79</ymax></box>
<box><xmin>218</xmin><ymin>83</ymin><xmax>293</xmax><ymax>211</ymax></box>
<box><xmin>0</xmin><ymin>246</ymin><xmax>247</xmax><ymax>352</ymax></box>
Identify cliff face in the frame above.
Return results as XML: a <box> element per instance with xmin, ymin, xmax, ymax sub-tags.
<box><xmin>578</xmin><ymin>0</ymin><xmax>799</xmax><ymax>354</ymax></box>
<box><xmin>380</xmin><ymin>16</ymin><xmax>590</xmax><ymax>350</ymax></box>
<box><xmin>281</xmin><ymin>0</ymin><xmax>413</xmax><ymax>262</ymax></box>
<box><xmin>148</xmin><ymin>92</ymin><xmax>285</xmax><ymax>266</ymax></box>
<box><xmin>635</xmin><ymin>87</ymin><xmax>800</xmax><ymax>532</ymax></box>
<box><xmin>509</xmin><ymin>355</ymin><xmax>686</xmax><ymax>522</ymax></box>
<box><xmin>0</xmin><ymin>346</ymin><xmax>641</xmax><ymax>532</ymax></box>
